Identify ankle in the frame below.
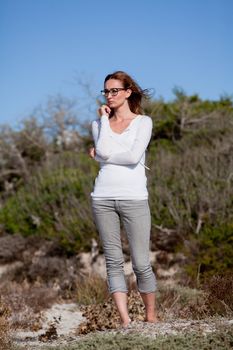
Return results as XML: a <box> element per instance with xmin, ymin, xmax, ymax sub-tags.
<box><xmin>145</xmin><ymin>309</ymin><xmax>157</xmax><ymax>321</ymax></box>
<box><xmin>145</xmin><ymin>315</ymin><xmax>158</xmax><ymax>323</ymax></box>
<box><xmin>121</xmin><ymin>317</ymin><xmax>131</xmax><ymax>328</ymax></box>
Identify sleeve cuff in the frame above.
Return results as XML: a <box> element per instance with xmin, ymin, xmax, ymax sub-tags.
<box><xmin>100</xmin><ymin>114</ymin><xmax>109</xmax><ymax>123</ymax></box>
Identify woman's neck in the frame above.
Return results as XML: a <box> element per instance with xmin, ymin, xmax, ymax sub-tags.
<box><xmin>113</xmin><ymin>105</ymin><xmax>136</xmax><ymax>121</ymax></box>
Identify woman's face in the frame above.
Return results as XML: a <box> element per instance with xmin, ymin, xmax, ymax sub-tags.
<box><xmin>104</xmin><ymin>79</ymin><xmax>131</xmax><ymax>109</ymax></box>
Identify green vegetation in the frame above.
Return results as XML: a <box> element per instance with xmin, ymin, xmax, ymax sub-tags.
<box><xmin>0</xmin><ymin>92</ymin><xmax>232</xmax><ymax>277</ymax></box>
<box><xmin>14</xmin><ymin>327</ymin><xmax>233</xmax><ymax>350</ymax></box>
<box><xmin>0</xmin><ymin>152</ymin><xmax>98</xmax><ymax>253</ymax></box>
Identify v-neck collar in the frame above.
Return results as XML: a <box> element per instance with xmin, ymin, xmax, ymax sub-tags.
<box><xmin>109</xmin><ymin>115</ymin><xmax>141</xmax><ymax>135</ymax></box>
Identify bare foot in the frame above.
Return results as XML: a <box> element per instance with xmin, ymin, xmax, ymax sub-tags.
<box><xmin>121</xmin><ymin>318</ymin><xmax>131</xmax><ymax>328</ymax></box>
<box><xmin>145</xmin><ymin>317</ymin><xmax>158</xmax><ymax>323</ymax></box>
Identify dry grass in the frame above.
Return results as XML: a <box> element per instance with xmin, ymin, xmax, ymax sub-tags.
<box><xmin>1</xmin><ymin>272</ymin><xmax>232</xmax><ymax>347</ymax></box>
<box><xmin>77</xmin><ymin>281</ymin><xmax>208</xmax><ymax>335</ymax></box>
<box><xmin>76</xmin><ymin>274</ymin><xmax>108</xmax><ymax>305</ymax></box>
<box><xmin>202</xmin><ymin>274</ymin><xmax>233</xmax><ymax>316</ymax></box>
<box><xmin>157</xmin><ymin>275</ymin><xmax>233</xmax><ymax>320</ymax></box>
<box><xmin>0</xmin><ymin>297</ymin><xmax>12</xmax><ymax>350</ymax></box>
<box><xmin>157</xmin><ymin>283</ymin><xmax>210</xmax><ymax>320</ymax></box>
<box><xmin>0</xmin><ymin>281</ymin><xmax>59</xmax><ymax>330</ymax></box>
<box><xmin>76</xmin><ymin>275</ymin><xmax>233</xmax><ymax>335</ymax></box>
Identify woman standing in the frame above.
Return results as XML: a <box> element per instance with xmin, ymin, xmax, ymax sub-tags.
<box><xmin>90</xmin><ymin>71</ymin><xmax>157</xmax><ymax>327</ymax></box>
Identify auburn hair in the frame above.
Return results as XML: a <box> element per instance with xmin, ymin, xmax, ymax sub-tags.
<box><xmin>104</xmin><ymin>71</ymin><xmax>150</xmax><ymax>117</ymax></box>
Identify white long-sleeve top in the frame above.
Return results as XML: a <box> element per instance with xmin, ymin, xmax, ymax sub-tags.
<box><xmin>91</xmin><ymin>114</ymin><xmax>152</xmax><ymax>200</ymax></box>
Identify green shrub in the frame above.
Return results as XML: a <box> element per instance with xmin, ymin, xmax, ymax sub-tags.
<box><xmin>0</xmin><ymin>95</ymin><xmax>232</xmax><ymax>271</ymax></box>
<box><xmin>30</xmin><ymin>326</ymin><xmax>233</xmax><ymax>350</ymax></box>
<box><xmin>0</xmin><ymin>152</ymin><xmax>98</xmax><ymax>253</ymax></box>
<box><xmin>184</xmin><ymin>224</ymin><xmax>233</xmax><ymax>280</ymax></box>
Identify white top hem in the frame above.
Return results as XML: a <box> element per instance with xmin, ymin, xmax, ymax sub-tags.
<box><xmin>91</xmin><ymin>195</ymin><xmax>148</xmax><ymax>200</ymax></box>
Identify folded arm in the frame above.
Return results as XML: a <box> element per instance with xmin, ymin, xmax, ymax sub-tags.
<box><xmin>92</xmin><ymin>115</ymin><xmax>112</xmax><ymax>160</ymax></box>
<box><xmin>92</xmin><ymin>115</ymin><xmax>152</xmax><ymax>165</ymax></box>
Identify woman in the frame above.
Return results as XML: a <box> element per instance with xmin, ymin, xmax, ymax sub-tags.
<box><xmin>89</xmin><ymin>71</ymin><xmax>157</xmax><ymax>327</ymax></box>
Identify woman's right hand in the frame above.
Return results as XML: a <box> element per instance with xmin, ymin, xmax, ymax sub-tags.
<box><xmin>89</xmin><ymin>147</ymin><xmax>96</xmax><ymax>159</ymax></box>
<box><xmin>98</xmin><ymin>104</ymin><xmax>111</xmax><ymax>118</ymax></box>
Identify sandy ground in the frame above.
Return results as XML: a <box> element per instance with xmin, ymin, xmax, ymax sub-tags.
<box><xmin>13</xmin><ymin>303</ymin><xmax>85</xmax><ymax>349</ymax></box>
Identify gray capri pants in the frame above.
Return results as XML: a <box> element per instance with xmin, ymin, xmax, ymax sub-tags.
<box><xmin>91</xmin><ymin>199</ymin><xmax>156</xmax><ymax>294</ymax></box>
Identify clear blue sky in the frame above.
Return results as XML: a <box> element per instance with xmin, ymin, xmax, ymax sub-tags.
<box><xmin>1</xmin><ymin>0</ymin><xmax>232</xmax><ymax>127</ymax></box>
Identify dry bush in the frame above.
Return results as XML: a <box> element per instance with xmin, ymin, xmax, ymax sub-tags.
<box><xmin>0</xmin><ymin>234</ymin><xmax>83</xmax><ymax>297</ymax></box>
<box><xmin>148</xmin><ymin>132</ymin><xmax>233</xmax><ymax>232</ymax></box>
<box><xmin>0</xmin><ymin>281</ymin><xmax>59</xmax><ymax>330</ymax></box>
<box><xmin>76</xmin><ymin>274</ymin><xmax>108</xmax><ymax>305</ymax></box>
<box><xmin>147</xmin><ymin>108</ymin><xmax>233</xmax><ymax>279</ymax></box>
<box><xmin>78</xmin><ymin>280</ymin><xmax>229</xmax><ymax>335</ymax></box>
<box><xmin>202</xmin><ymin>274</ymin><xmax>233</xmax><ymax>316</ymax></box>
<box><xmin>0</xmin><ymin>234</ymin><xmax>27</xmax><ymax>263</ymax></box>
<box><xmin>78</xmin><ymin>290</ymin><xmax>145</xmax><ymax>334</ymax></box>
<box><xmin>77</xmin><ymin>279</ymin><xmax>214</xmax><ymax>335</ymax></box>
<box><xmin>147</xmin><ymin>100</ymin><xmax>233</xmax><ymax>234</ymax></box>
<box><xmin>0</xmin><ymin>297</ymin><xmax>12</xmax><ymax>350</ymax></box>
<box><xmin>0</xmin><ymin>96</ymin><xmax>84</xmax><ymax>196</ymax></box>
<box><xmin>157</xmin><ymin>283</ymin><xmax>209</xmax><ymax>320</ymax></box>
<box><xmin>157</xmin><ymin>277</ymin><xmax>233</xmax><ymax>320</ymax></box>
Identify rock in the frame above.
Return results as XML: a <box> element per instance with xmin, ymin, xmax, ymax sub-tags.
<box><xmin>77</xmin><ymin>253</ymin><xmax>107</xmax><ymax>278</ymax></box>
<box><xmin>156</xmin><ymin>265</ymin><xmax>180</xmax><ymax>279</ymax></box>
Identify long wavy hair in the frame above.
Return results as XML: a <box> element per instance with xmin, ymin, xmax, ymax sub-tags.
<box><xmin>104</xmin><ymin>71</ymin><xmax>150</xmax><ymax>117</ymax></box>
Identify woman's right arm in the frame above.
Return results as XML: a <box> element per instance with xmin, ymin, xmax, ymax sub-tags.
<box><xmin>91</xmin><ymin>116</ymin><xmax>112</xmax><ymax>161</ymax></box>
